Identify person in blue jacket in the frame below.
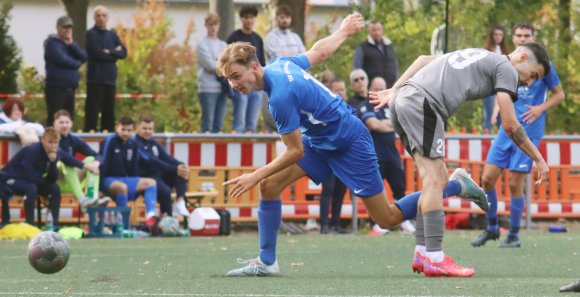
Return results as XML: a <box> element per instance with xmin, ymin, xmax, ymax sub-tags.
<box><xmin>134</xmin><ymin>114</ymin><xmax>190</xmax><ymax>217</ymax></box>
<box><xmin>43</xmin><ymin>16</ymin><xmax>87</xmax><ymax>126</ymax></box>
<box><xmin>84</xmin><ymin>5</ymin><xmax>127</xmax><ymax>132</ymax></box>
<box><xmin>98</xmin><ymin>116</ymin><xmax>157</xmax><ymax>228</ymax></box>
<box><xmin>0</xmin><ymin>128</ymin><xmax>62</xmax><ymax>229</ymax></box>
<box><xmin>53</xmin><ymin>109</ymin><xmax>111</xmax><ymax>212</ymax></box>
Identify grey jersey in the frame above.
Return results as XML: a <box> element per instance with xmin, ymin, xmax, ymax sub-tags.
<box><xmin>407</xmin><ymin>48</ymin><xmax>518</xmax><ymax>119</ymax></box>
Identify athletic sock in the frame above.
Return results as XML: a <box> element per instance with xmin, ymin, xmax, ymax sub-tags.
<box><xmin>424</xmin><ymin>209</ymin><xmax>445</xmax><ymax>263</ymax></box>
<box><xmin>415</xmin><ymin>211</ymin><xmax>425</xmax><ymax>255</ymax></box>
<box><xmin>486</xmin><ymin>189</ymin><xmax>499</xmax><ymax>232</ymax></box>
<box><xmin>443</xmin><ymin>180</ymin><xmax>462</xmax><ymax>198</ymax></box>
<box><xmin>509</xmin><ymin>196</ymin><xmax>524</xmax><ymax>238</ymax></box>
<box><xmin>259</xmin><ymin>199</ymin><xmax>282</xmax><ymax>266</ymax></box>
<box><xmin>395</xmin><ymin>192</ymin><xmax>420</xmax><ymax>220</ymax></box>
<box><xmin>115</xmin><ymin>193</ymin><xmax>129</xmax><ymax>228</ymax></box>
<box><xmin>143</xmin><ymin>185</ymin><xmax>158</xmax><ymax>215</ymax></box>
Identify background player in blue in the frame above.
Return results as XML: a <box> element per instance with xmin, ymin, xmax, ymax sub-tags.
<box><xmin>216</xmin><ymin>13</ymin><xmax>488</xmax><ymax>277</ymax></box>
<box><xmin>134</xmin><ymin>114</ymin><xmax>190</xmax><ymax>217</ymax></box>
<box><xmin>370</xmin><ymin>43</ymin><xmax>551</xmax><ymax>277</ymax></box>
<box><xmin>471</xmin><ymin>22</ymin><xmax>565</xmax><ymax>248</ymax></box>
<box><xmin>99</xmin><ymin>116</ymin><xmax>158</xmax><ymax>228</ymax></box>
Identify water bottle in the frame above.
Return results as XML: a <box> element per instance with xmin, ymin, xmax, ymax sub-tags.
<box><xmin>44</xmin><ymin>210</ymin><xmax>54</xmax><ymax>231</ymax></box>
<box><xmin>116</xmin><ymin>212</ymin><xmax>124</xmax><ymax>236</ymax></box>
<box><xmin>122</xmin><ymin>229</ymin><xmax>136</xmax><ymax>238</ymax></box>
<box><xmin>86</xmin><ymin>172</ymin><xmax>97</xmax><ymax>199</ymax></box>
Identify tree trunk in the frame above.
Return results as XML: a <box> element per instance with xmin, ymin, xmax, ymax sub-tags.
<box><xmin>270</xmin><ymin>0</ymin><xmax>306</xmax><ymax>42</ymax></box>
<box><xmin>557</xmin><ymin>0</ymin><xmax>570</xmax><ymax>61</ymax></box>
<box><xmin>60</xmin><ymin>0</ymin><xmax>89</xmax><ymax>49</ymax></box>
<box><xmin>210</xmin><ymin>0</ymin><xmax>235</xmax><ymax>40</ymax></box>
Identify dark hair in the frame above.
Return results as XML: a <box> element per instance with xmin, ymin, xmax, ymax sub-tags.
<box><xmin>512</xmin><ymin>22</ymin><xmax>535</xmax><ymax>35</ymax></box>
<box><xmin>53</xmin><ymin>109</ymin><xmax>71</xmax><ymax>121</ymax></box>
<box><xmin>483</xmin><ymin>25</ymin><xmax>509</xmax><ymax>54</ymax></box>
<box><xmin>276</xmin><ymin>5</ymin><xmax>292</xmax><ymax>17</ymax></box>
<box><xmin>43</xmin><ymin>127</ymin><xmax>60</xmax><ymax>140</ymax></box>
<box><xmin>331</xmin><ymin>78</ymin><xmax>345</xmax><ymax>85</ymax></box>
<box><xmin>117</xmin><ymin>116</ymin><xmax>134</xmax><ymax>126</ymax></box>
<box><xmin>239</xmin><ymin>5</ymin><xmax>258</xmax><ymax>18</ymax></box>
<box><xmin>138</xmin><ymin>114</ymin><xmax>154</xmax><ymax>123</ymax></box>
<box><xmin>522</xmin><ymin>43</ymin><xmax>550</xmax><ymax>76</ymax></box>
<box><xmin>2</xmin><ymin>98</ymin><xmax>25</xmax><ymax>117</ymax></box>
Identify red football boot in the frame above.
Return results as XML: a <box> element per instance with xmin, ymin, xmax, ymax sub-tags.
<box><xmin>423</xmin><ymin>255</ymin><xmax>475</xmax><ymax>277</ymax></box>
<box><xmin>411</xmin><ymin>252</ymin><xmax>426</xmax><ymax>274</ymax></box>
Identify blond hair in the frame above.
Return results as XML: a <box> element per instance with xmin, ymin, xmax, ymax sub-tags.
<box><xmin>43</xmin><ymin>127</ymin><xmax>61</xmax><ymax>140</ymax></box>
<box><xmin>205</xmin><ymin>12</ymin><xmax>220</xmax><ymax>25</ymax></box>
<box><xmin>216</xmin><ymin>42</ymin><xmax>258</xmax><ymax>77</ymax></box>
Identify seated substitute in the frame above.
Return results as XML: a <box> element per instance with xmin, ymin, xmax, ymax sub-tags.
<box><xmin>98</xmin><ymin>116</ymin><xmax>157</xmax><ymax>228</ymax></box>
<box><xmin>0</xmin><ymin>128</ymin><xmax>62</xmax><ymax>230</ymax></box>
<box><xmin>134</xmin><ymin>114</ymin><xmax>190</xmax><ymax>217</ymax></box>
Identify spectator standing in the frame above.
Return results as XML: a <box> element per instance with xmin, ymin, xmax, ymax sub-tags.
<box><xmin>134</xmin><ymin>114</ymin><xmax>190</xmax><ymax>217</ymax></box>
<box><xmin>98</xmin><ymin>117</ymin><xmax>157</xmax><ymax>228</ymax></box>
<box><xmin>85</xmin><ymin>5</ymin><xmax>127</xmax><ymax>132</ymax></box>
<box><xmin>0</xmin><ymin>128</ymin><xmax>62</xmax><ymax>230</ymax></box>
<box><xmin>44</xmin><ymin>16</ymin><xmax>87</xmax><ymax>126</ymax></box>
<box><xmin>352</xmin><ymin>21</ymin><xmax>399</xmax><ymax>88</ymax></box>
<box><xmin>482</xmin><ymin>25</ymin><xmax>510</xmax><ymax>133</ymax></box>
<box><xmin>197</xmin><ymin>13</ymin><xmax>228</xmax><ymax>133</ymax></box>
<box><xmin>226</xmin><ymin>5</ymin><xmax>265</xmax><ymax>133</ymax></box>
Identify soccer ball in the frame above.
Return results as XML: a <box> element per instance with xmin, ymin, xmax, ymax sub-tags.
<box><xmin>28</xmin><ymin>231</ymin><xmax>70</xmax><ymax>274</ymax></box>
<box><xmin>158</xmin><ymin>216</ymin><xmax>180</xmax><ymax>236</ymax></box>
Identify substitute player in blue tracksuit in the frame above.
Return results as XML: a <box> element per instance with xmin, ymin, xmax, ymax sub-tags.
<box><xmin>216</xmin><ymin>13</ymin><xmax>487</xmax><ymax>277</ymax></box>
<box><xmin>133</xmin><ymin>114</ymin><xmax>190</xmax><ymax>217</ymax></box>
<box><xmin>98</xmin><ymin>116</ymin><xmax>157</xmax><ymax>228</ymax></box>
<box><xmin>0</xmin><ymin>128</ymin><xmax>61</xmax><ymax>229</ymax></box>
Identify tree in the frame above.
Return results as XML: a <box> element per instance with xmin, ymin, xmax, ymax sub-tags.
<box><xmin>60</xmin><ymin>0</ymin><xmax>89</xmax><ymax>49</ymax></box>
<box><xmin>0</xmin><ymin>1</ymin><xmax>21</xmax><ymax>94</ymax></box>
<box><xmin>210</xmin><ymin>0</ymin><xmax>234</xmax><ymax>40</ymax></box>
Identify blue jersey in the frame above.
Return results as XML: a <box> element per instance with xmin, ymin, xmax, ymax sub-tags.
<box><xmin>512</xmin><ymin>62</ymin><xmax>560</xmax><ymax>139</ymax></box>
<box><xmin>263</xmin><ymin>54</ymin><xmax>364</xmax><ymax>150</ymax></box>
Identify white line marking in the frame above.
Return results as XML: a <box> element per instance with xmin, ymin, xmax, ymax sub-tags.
<box><xmin>0</xmin><ymin>293</ymin><xmax>449</xmax><ymax>297</ymax></box>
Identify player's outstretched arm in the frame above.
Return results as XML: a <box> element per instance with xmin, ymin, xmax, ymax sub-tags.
<box><xmin>305</xmin><ymin>12</ymin><xmax>365</xmax><ymax>66</ymax></box>
<box><xmin>369</xmin><ymin>55</ymin><xmax>436</xmax><ymax>109</ymax></box>
<box><xmin>223</xmin><ymin>129</ymin><xmax>304</xmax><ymax>199</ymax></box>
<box><xmin>497</xmin><ymin>92</ymin><xmax>549</xmax><ymax>185</ymax></box>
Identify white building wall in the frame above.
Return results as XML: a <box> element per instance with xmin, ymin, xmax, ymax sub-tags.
<box><xmin>8</xmin><ymin>0</ymin><xmax>349</xmax><ymax>76</ymax></box>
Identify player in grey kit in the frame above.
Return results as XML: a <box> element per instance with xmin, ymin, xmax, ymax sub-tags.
<box><xmin>370</xmin><ymin>44</ymin><xmax>550</xmax><ymax>277</ymax></box>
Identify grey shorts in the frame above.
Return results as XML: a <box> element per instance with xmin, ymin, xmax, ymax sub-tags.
<box><xmin>391</xmin><ymin>85</ymin><xmax>446</xmax><ymax>159</ymax></box>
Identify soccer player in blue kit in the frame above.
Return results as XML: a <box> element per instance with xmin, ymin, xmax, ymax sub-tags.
<box><xmin>217</xmin><ymin>13</ymin><xmax>488</xmax><ymax>277</ymax></box>
<box><xmin>471</xmin><ymin>22</ymin><xmax>565</xmax><ymax>248</ymax></box>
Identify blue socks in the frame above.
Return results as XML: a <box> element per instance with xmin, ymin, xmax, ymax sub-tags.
<box><xmin>115</xmin><ymin>193</ymin><xmax>129</xmax><ymax>227</ymax></box>
<box><xmin>443</xmin><ymin>180</ymin><xmax>462</xmax><ymax>198</ymax></box>
<box><xmin>144</xmin><ymin>185</ymin><xmax>158</xmax><ymax>215</ymax></box>
<box><xmin>258</xmin><ymin>200</ymin><xmax>282</xmax><ymax>266</ymax></box>
<box><xmin>509</xmin><ymin>196</ymin><xmax>524</xmax><ymax>238</ymax></box>
<box><xmin>486</xmin><ymin>189</ymin><xmax>499</xmax><ymax>232</ymax></box>
<box><xmin>395</xmin><ymin>181</ymin><xmax>463</xmax><ymax>221</ymax></box>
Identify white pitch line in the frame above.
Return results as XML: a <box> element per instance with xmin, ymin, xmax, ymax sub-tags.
<box><xmin>0</xmin><ymin>293</ymin><xmax>445</xmax><ymax>297</ymax></box>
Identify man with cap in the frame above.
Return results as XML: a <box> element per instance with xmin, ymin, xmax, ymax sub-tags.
<box><xmin>43</xmin><ymin>16</ymin><xmax>87</xmax><ymax>126</ymax></box>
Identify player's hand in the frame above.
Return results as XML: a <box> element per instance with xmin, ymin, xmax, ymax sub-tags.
<box><xmin>339</xmin><ymin>12</ymin><xmax>365</xmax><ymax>37</ymax></box>
<box><xmin>533</xmin><ymin>161</ymin><xmax>549</xmax><ymax>186</ymax></box>
<box><xmin>491</xmin><ymin>104</ymin><xmax>500</xmax><ymax>125</ymax></box>
<box><xmin>521</xmin><ymin>104</ymin><xmax>543</xmax><ymax>124</ymax></box>
<box><xmin>369</xmin><ymin>88</ymin><xmax>395</xmax><ymax>110</ymax></box>
<box><xmin>47</xmin><ymin>152</ymin><xmax>58</xmax><ymax>162</ymax></box>
<box><xmin>114</xmin><ymin>45</ymin><xmax>122</xmax><ymax>52</ymax></box>
<box><xmin>177</xmin><ymin>164</ymin><xmax>189</xmax><ymax>179</ymax></box>
<box><xmin>84</xmin><ymin>162</ymin><xmax>100</xmax><ymax>174</ymax></box>
<box><xmin>223</xmin><ymin>173</ymin><xmax>259</xmax><ymax>199</ymax></box>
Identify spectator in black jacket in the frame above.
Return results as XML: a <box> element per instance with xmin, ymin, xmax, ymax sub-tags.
<box><xmin>98</xmin><ymin>117</ymin><xmax>157</xmax><ymax>228</ymax></box>
<box><xmin>0</xmin><ymin>128</ymin><xmax>62</xmax><ymax>229</ymax></box>
<box><xmin>134</xmin><ymin>114</ymin><xmax>190</xmax><ymax>217</ymax></box>
<box><xmin>44</xmin><ymin>16</ymin><xmax>87</xmax><ymax>126</ymax></box>
<box><xmin>85</xmin><ymin>5</ymin><xmax>127</xmax><ymax>132</ymax></box>
<box><xmin>53</xmin><ymin>110</ymin><xmax>110</xmax><ymax>213</ymax></box>
<box><xmin>352</xmin><ymin>21</ymin><xmax>399</xmax><ymax>88</ymax></box>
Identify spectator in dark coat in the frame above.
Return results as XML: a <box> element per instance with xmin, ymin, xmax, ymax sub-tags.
<box><xmin>85</xmin><ymin>5</ymin><xmax>127</xmax><ymax>132</ymax></box>
<box><xmin>43</xmin><ymin>16</ymin><xmax>87</xmax><ymax>126</ymax></box>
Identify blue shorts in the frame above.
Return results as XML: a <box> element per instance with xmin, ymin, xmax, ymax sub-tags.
<box><xmin>486</xmin><ymin>129</ymin><xmax>541</xmax><ymax>173</ymax></box>
<box><xmin>103</xmin><ymin>177</ymin><xmax>140</xmax><ymax>201</ymax></box>
<box><xmin>296</xmin><ymin>130</ymin><xmax>383</xmax><ymax>198</ymax></box>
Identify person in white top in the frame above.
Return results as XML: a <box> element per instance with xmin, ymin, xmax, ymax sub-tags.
<box><xmin>264</xmin><ymin>5</ymin><xmax>306</xmax><ymax>60</ymax></box>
